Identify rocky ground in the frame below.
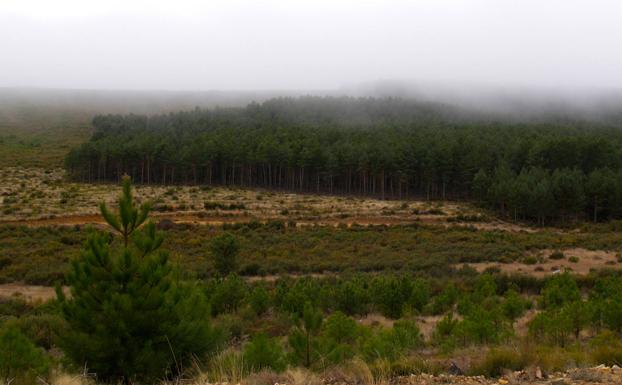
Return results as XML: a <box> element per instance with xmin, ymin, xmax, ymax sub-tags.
<box><xmin>46</xmin><ymin>365</ymin><xmax>622</xmax><ymax>385</ymax></box>
<box><xmin>383</xmin><ymin>366</ymin><xmax>622</xmax><ymax>385</ymax></box>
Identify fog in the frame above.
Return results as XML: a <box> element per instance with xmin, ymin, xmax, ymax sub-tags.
<box><xmin>1</xmin><ymin>0</ymin><xmax>621</xmax><ymax>93</ymax></box>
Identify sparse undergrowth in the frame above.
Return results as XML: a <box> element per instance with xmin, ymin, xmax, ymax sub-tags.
<box><xmin>0</xmin><ymin>167</ymin><xmax>480</xmax><ymax>223</ymax></box>
<box><xmin>2</xmin><ymin>218</ymin><xmax>622</xmax><ymax>284</ymax></box>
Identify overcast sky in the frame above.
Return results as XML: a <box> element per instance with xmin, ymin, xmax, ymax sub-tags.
<box><xmin>1</xmin><ymin>0</ymin><xmax>621</xmax><ymax>91</ymax></box>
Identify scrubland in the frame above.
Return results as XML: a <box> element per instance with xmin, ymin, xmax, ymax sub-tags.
<box><xmin>3</xmin><ymin>167</ymin><xmax>622</xmax><ymax>384</ymax></box>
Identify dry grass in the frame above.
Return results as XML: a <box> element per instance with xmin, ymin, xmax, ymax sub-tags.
<box><xmin>48</xmin><ymin>373</ymin><xmax>96</xmax><ymax>385</ymax></box>
<box><xmin>201</xmin><ymin>349</ymin><xmax>247</xmax><ymax>384</ymax></box>
<box><xmin>0</xmin><ymin>283</ymin><xmax>68</xmax><ymax>302</ymax></box>
<box><xmin>463</xmin><ymin>248</ymin><xmax>620</xmax><ymax>277</ymax></box>
<box><xmin>0</xmin><ymin>167</ymin><xmax>489</xmax><ymax>229</ymax></box>
<box><xmin>324</xmin><ymin>359</ymin><xmax>379</xmax><ymax>385</ymax></box>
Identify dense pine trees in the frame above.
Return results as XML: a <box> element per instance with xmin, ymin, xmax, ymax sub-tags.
<box><xmin>65</xmin><ymin>96</ymin><xmax>622</xmax><ymax>223</ymax></box>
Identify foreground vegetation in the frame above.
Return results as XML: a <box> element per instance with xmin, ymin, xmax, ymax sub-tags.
<box><xmin>2</xmin><ymin>178</ymin><xmax>622</xmax><ymax>384</ymax></box>
<box><xmin>3</xmin><ymin>217</ymin><xmax>622</xmax><ymax>285</ymax></box>
<box><xmin>6</xmin><ymin>253</ymin><xmax>622</xmax><ymax>382</ymax></box>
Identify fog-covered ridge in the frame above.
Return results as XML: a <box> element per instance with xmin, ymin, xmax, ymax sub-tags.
<box><xmin>1</xmin><ymin>84</ymin><xmax>622</xmax><ymax>125</ymax></box>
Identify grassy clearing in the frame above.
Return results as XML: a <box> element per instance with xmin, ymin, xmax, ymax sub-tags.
<box><xmin>0</xmin><ymin>167</ymin><xmax>481</xmax><ymax>224</ymax></box>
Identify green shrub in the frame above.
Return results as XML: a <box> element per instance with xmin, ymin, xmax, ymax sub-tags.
<box><xmin>288</xmin><ymin>302</ymin><xmax>323</xmax><ymax>368</ymax></box>
<box><xmin>204</xmin><ymin>202</ymin><xmax>246</xmax><ymax>211</ymax></box>
<box><xmin>523</xmin><ymin>256</ymin><xmax>538</xmax><ymax>265</ymax></box>
<box><xmin>502</xmin><ymin>289</ymin><xmax>529</xmax><ymax>320</ymax></box>
<box><xmin>362</xmin><ymin>319</ymin><xmax>423</xmax><ymax>362</ymax></box>
<box><xmin>362</xmin><ymin>328</ymin><xmax>399</xmax><ymax>361</ymax></box>
<box><xmin>0</xmin><ymin>325</ymin><xmax>49</xmax><ymax>384</ymax></box>
<box><xmin>592</xmin><ymin>344</ymin><xmax>622</xmax><ymax>366</ymax></box>
<box><xmin>239</xmin><ymin>262</ymin><xmax>261</xmax><ymax>276</ymax></box>
<box><xmin>433</xmin><ymin>313</ymin><xmax>459</xmax><ymax>345</ymax></box>
<box><xmin>409</xmin><ymin>278</ymin><xmax>430</xmax><ymax>313</ymax></box>
<box><xmin>469</xmin><ymin>348</ymin><xmax>526</xmax><ymax>377</ymax></box>
<box><xmin>333</xmin><ymin>278</ymin><xmax>370</xmax><ymax>315</ymax></box>
<box><xmin>391</xmin><ymin>319</ymin><xmax>423</xmax><ymax>351</ymax></box>
<box><xmin>249</xmin><ymin>285</ymin><xmax>271</xmax><ymax>316</ymax></box>
<box><xmin>216</xmin><ymin>314</ymin><xmax>245</xmax><ymax>341</ymax></box>
<box><xmin>528</xmin><ymin>303</ymin><xmax>586</xmax><ymax>347</ymax></box>
<box><xmin>370</xmin><ymin>276</ymin><xmax>413</xmax><ymax>319</ymax></box>
<box><xmin>430</xmin><ymin>283</ymin><xmax>458</xmax><ymax>315</ymax></box>
<box><xmin>590</xmin><ymin>331</ymin><xmax>622</xmax><ymax>366</ymax></box>
<box><xmin>0</xmin><ymin>298</ymin><xmax>32</xmax><ymax>317</ymax></box>
<box><xmin>540</xmin><ymin>273</ymin><xmax>581</xmax><ymax>309</ymax></box>
<box><xmin>243</xmin><ymin>333</ymin><xmax>286</xmax><ymax>372</ymax></box>
<box><xmin>210</xmin><ymin>232</ymin><xmax>240</xmax><ymax>276</ymax></box>
<box><xmin>457</xmin><ymin>305</ymin><xmax>512</xmax><ymax>345</ymax></box>
<box><xmin>13</xmin><ymin>313</ymin><xmax>67</xmax><ymax>349</ymax></box>
<box><xmin>276</xmin><ymin>278</ymin><xmax>322</xmax><ymax>316</ymax></box>
<box><xmin>549</xmin><ymin>251</ymin><xmax>565</xmax><ymax>260</ymax></box>
<box><xmin>320</xmin><ymin>312</ymin><xmax>360</xmax><ymax>365</ymax></box>
<box><xmin>0</xmin><ymin>257</ymin><xmax>12</xmax><ymax>269</ymax></box>
<box><xmin>208</xmin><ymin>275</ymin><xmax>248</xmax><ymax>316</ymax></box>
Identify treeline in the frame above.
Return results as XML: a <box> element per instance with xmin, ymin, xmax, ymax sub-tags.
<box><xmin>474</xmin><ymin>166</ymin><xmax>622</xmax><ymax>224</ymax></box>
<box><xmin>65</xmin><ymin>96</ymin><xmax>622</xmax><ymax>223</ymax></box>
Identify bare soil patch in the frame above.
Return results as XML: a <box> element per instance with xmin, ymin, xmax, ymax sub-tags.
<box><xmin>0</xmin><ymin>283</ymin><xmax>67</xmax><ymax>302</ymax></box>
<box><xmin>462</xmin><ymin>248</ymin><xmax>621</xmax><ymax>277</ymax></box>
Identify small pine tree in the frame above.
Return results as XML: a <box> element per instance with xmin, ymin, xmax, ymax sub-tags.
<box><xmin>288</xmin><ymin>302</ymin><xmax>323</xmax><ymax>368</ymax></box>
<box><xmin>0</xmin><ymin>325</ymin><xmax>49</xmax><ymax>385</ymax></box>
<box><xmin>540</xmin><ymin>273</ymin><xmax>581</xmax><ymax>309</ymax></box>
<box><xmin>210</xmin><ymin>233</ymin><xmax>240</xmax><ymax>276</ymax></box>
<box><xmin>243</xmin><ymin>333</ymin><xmax>286</xmax><ymax>372</ymax></box>
<box><xmin>57</xmin><ymin>176</ymin><xmax>220</xmax><ymax>384</ymax></box>
<box><xmin>319</xmin><ymin>311</ymin><xmax>359</xmax><ymax>365</ymax></box>
<box><xmin>249</xmin><ymin>285</ymin><xmax>271</xmax><ymax>316</ymax></box>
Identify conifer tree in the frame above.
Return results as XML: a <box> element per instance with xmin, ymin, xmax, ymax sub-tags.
<box><xmin>210</xmin><ymin>232</ymin><xmax>240</xmax><ymax>276</ymax></box>
<box><xmin>288</xmin><ymin>302</ymin><xmax>323</xmax><ymax>368</ymax></box>
<box><xmin>57</xmin><ymin>176</ymin><xmax>219</xmax><ymax>384</ymax></box>
<box><xmin>0</xmin><ymin>325</ymin><xmax>49</xmax><ymax>385</ymax></box>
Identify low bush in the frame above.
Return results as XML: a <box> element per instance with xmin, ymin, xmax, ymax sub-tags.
<box><xmin>590</xmin><ymin>331</ymin><xmax>622</xmax><ymax>366</ymax></box>
<box><xmin>210</xmin><ymin>233</ymin><xmax>240</xmax><ymax>276</ymax></box>
<box><xmin>208</xmin><ymin>275</ymin><xmax>248</xmax><ymax>316</ymax></box>
<box><xmin>469</xmin><ymin>348</ymin><xmax>526</xmax><ymax>377</ymax></box>
<box><xmin>249</xmin><ymin>285</ymin><xmax>271</xmax><ymax>316</ymax></box>
<box><xmin>204</xmin><ymin>202</ymin><xmax>246</xmax><ymax>210</ymax></box>
<box><xmin>549</xmin><ymin>251</ymin><xmax>565</xmax><ymax>260</ymax></box>
<box><xmin>243</xmin><ymin>333</ymin><xmax>286</xmax><ymax>372</ymax></box>
<box><xmin>0</xmin><ymin>325</ymin><xmax>49</xmax><ymax>385</ymax></box>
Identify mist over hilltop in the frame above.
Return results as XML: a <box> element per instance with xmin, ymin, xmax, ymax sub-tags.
<box><xmin>1</xmin><ymin>83</ymin><xmax>622</xmax><ymax>127</ymax></box>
